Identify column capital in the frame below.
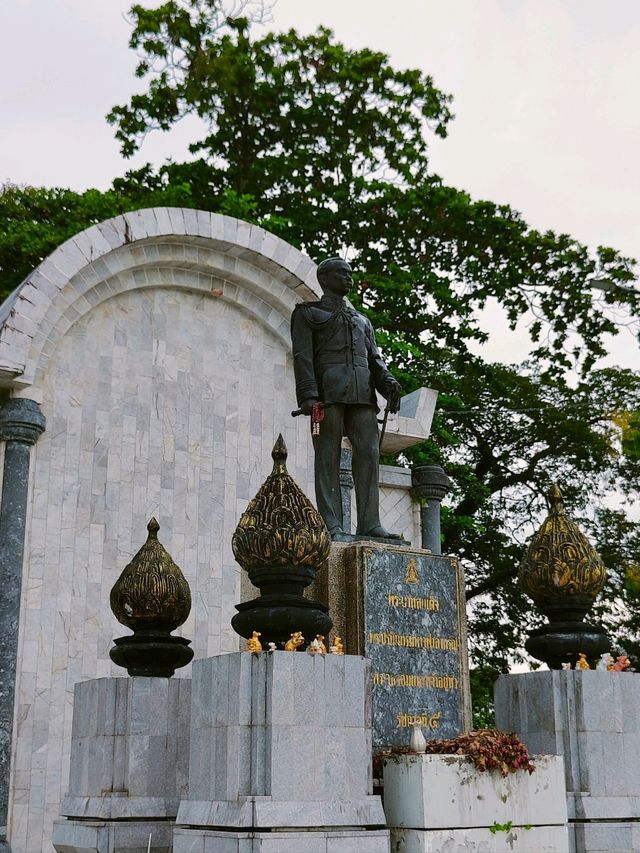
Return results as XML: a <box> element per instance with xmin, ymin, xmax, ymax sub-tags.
<box><xmin>0</xmin><ymin>398</ymin><xmax>46</xmax><ymax>445</ymax></box>
<box><xmin>411</xmin><ymin>464</ymin><xmax>451</xmax><ymax>503</ymax></box>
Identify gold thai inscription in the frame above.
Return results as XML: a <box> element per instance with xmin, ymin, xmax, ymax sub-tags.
<box><xmin>387</xmin><ymin>593</ymin><xmax>439</xmax><ymax>611</ymax></box>
<box><xmin>396</xmin><ymin>711</ymin><xmax>441</xmax><ymax>729</ymax></box>
<box><xmin>368</xmin><ymin>631</ymin><xmax>459</xmax><ymax>651</ymax></box>
<box><xmin>372</xmin><ymin>672</ymin><xmax>459</xmax><ymax>690</ymax></box>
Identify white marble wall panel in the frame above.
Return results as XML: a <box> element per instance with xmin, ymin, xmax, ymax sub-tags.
<box><xmin>11</xmin><ymin>284</ymin><xmax>313</xmax><ymax>852</ymax></box>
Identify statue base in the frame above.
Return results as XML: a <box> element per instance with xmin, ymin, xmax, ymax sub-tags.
<box><xmin>308</xmin><ymin>540</ymin><xmax>472</xmax><ymax>749</ymax></box>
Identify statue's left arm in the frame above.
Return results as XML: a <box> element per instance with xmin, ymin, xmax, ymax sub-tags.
<box><xmin>365</xmin><ymin>319</ymin><xmax>402</xmax><ymax>413</ymax></box>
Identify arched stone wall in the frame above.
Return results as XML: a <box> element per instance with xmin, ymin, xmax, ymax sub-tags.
<box><xmin>1</xmin><ymin>209</ymin><xmax>321</xmax><ymax>852</ymax></box>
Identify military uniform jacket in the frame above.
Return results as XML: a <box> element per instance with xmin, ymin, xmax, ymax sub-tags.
<box><xmin>290</xmin><ymin>294</ymin><xmax>395</xmax><ymax>408</ymax></box>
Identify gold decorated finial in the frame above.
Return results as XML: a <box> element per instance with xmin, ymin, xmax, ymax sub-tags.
<box><xmin>232</xmin><ymin>437</ymin><xmax>330</xmax><ymax>572</ymax></box>
<box><xmin>519</xmin><ymin>484</ymin><xmax>606</xmax><ymax>606</ymax></box>
<box><xmin>110</xmin><ymin>518</ymin><xmax>191</xmax><ymax>632</ymax></box>
<box><xmin>231</xmin><ymin>434</ymin><xmax>333</xmax><ymax>650</ymax></box>
<box><xmin>576</xmin><ymin>653</ymin><xmax>590</xmax><ymax>670</ymax></box>
<box><xmin>271</xmin><ymin>433</ymin><xmax>288</xmax><ymax>474</ymax></box>
<box><xmin>109</xmin><ymin>518</ymin><xmax>194</xmax><ymax>677</ymax></box>
<box><xmin>247</xmin><ymin>631</ymin><xmax>262</xmax><ymax>653</ymax></box>
<box><xmin>316</xmin><ymin>635</ymin><xmax>327</xmax><ymax>654</ymax></box>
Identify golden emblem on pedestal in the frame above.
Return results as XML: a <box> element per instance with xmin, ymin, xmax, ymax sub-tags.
<box><xmin>404</xmin><ymin>559</ymin><xmax>420</xmax><ymax>585</ymax></box>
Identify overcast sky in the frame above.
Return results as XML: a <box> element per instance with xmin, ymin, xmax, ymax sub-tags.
<box><xmin>1</xmin><ymin>0</ymin><xmax>639</xmax><ymax>363</ymax></box>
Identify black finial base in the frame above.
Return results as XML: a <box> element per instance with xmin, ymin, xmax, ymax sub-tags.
<box><xmin>525</xmin><ymin>621</ymin><xmax>611</xmax><ymax>670</ymax></box>
<box><xmin>232</xmin><ymin>594</ymin><xmax>332</xmax><ymax>649</ymax></box>
<box><xmin>109</xmin><ymin>633</ymin><xmax>194</xmax><ymax>677</ymax></box>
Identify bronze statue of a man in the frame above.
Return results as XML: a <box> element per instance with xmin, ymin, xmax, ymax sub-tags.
<box><xmin>291</xmin><ymin>257</ymin><xmax>402</xmax><ymax>540</ymax></box>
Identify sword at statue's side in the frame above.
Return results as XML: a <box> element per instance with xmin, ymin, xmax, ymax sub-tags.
<box><xmin>378</xmin><ymin>398</ymin><xmax>392</xmax><ymax>452</ymax></box>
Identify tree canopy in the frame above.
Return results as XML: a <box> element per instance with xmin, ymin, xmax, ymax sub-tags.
<box><xmin>2</xmin><ymin>0</ymin><xmax>639</xmax><ymax>677</ymax></box>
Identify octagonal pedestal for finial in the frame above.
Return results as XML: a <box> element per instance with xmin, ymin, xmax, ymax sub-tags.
<box><xmin>231</xmin><ymin>435</ymin><xmax>333</xmax><ymax>649</ymax></box>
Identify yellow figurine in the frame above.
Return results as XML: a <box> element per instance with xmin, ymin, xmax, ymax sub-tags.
<box><xmin>316</xmin><ymin>635</ymin><xmax>327</xmax><ymax>654</ymax></box>
<box><xmin>330</xmin><ymin>636</ymin><xmax>344</xmax><ymax>655</ymax></box>
<box><xmin>246</xmin><ymin>631</ymin><xmax>262</xmax><ymax>653</ymax></box>
<box><xmin>284</xmin><ymin>631</ymin><xmax>304</xmax><ymax>651</ymax></box>
<box><xmin>576</xmin><ymin>652</ymin><xmax>590</xmax><ymax>670</ymax></box>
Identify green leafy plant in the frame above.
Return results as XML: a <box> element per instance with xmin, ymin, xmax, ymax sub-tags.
<box><xmin>489</xmin><ymin>821</ymin><xmax>513</xmax><ymax>834</ymax></box>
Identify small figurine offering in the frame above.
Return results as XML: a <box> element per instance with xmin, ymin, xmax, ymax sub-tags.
<box><xmin>330</xmin><ymin>636</ymin><xmax>344</xmax><ymax>655</ymax></box>
<box><xmin>267</xmin><ymin>642</ymin><xmax>277</xmax><ymax>652</ymax></box>
<box><xmin>409</xmin><ymin>723</ymin><xmax>427</xmax><ymax>753</ymax></box>
<box><xmin>246</xmin><ymin>631</ymin><xmax>262</xmax><ymax>653</ymax></box>
<box><xmin>316</xmin><ymin>635</ymin><xmax>327</xmax><ymax>654</ymax></box>
<box><xmin>284</xmin><ymin>631</ymin><xmax>304</xmax><ymax>651</ymax></box>
<box><xmin>612</xmin><ymin>654</ymin><xmax>631</xmax><ymax>672</ymax></box>
<box><xmin>307</xmin><ymin>638</ymin><xmax>322</xmax><ymax>655</ymax></box>
<box><xmin>596</xmin><ymin>652</ymin><xmax>614</xmax><ymax>671</ymax></box>
<box><xmin>576</xmin><ymin>653</ymin><xmax>590</xmax><ymax>670</ymax></box>
<box><xmin>561</xmin><ymin>662</ymin><xmax>572</xmax><ymax>671</ymax></box>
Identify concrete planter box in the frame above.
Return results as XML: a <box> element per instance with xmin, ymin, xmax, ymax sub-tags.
<box><xmin>383</xmin><ymin>753</ymin><xmax>568</xmax><ymax>852</ymax></box>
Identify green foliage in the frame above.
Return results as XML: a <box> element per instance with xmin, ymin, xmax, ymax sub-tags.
<box><xmin>2</xmin><ymin>0</ymin><xmax>639</xmax><ymax>664</ymax></box>
<box><xmin>0</xmin><ymin>178</ymin><xmax>194</xmax><ymax>296</ymax></box>
<box><xmin>470</xmin><ymin>666</ymin><xmax>500</xmax><ymax>729</ymax></box>
<box><xmin>489</xmin><ymin>821</ymin><xmax>513</xmax><ymax>835</ymax></box>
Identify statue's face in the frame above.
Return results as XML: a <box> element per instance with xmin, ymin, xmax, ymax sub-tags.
<box><xmin>320</xmin><ymin>260</ymin><xmax>353</xmax><ymax>297</ymax></box>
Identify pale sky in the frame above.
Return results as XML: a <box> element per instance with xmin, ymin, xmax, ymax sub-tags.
<box><xmin>1</xmin><ymin>0</ymin><xmax>639</xmax><ymax>364</ymax></box>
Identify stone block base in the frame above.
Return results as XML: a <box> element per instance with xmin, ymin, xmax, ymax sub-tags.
<box><xmin>383</xmin><ymin>754</ymin><xmax>568</xmax><ymax>853</ymax></box>
<box><xmin>52</xmin><ymin>818</ymin><xmax>174</xmax><ymax>852</ymax></box>
<box><xmin>172</xmin><ymin>827</ymin><xmax>390</xmax><ymax>853</ymax></box>
<box><xmin>390</xmin><ymin>825</ymin><xmax>567</xmax><ymax>852</ymax></box>
<box><xmin>572</xmin><ymin>820</ymin><xmax>640</xmax><ymax>853</ymax></box>
<box><xmin>383</xmin><ymin>754</ymin><xmax>566</xmax><ymax>829</ymax></box>
<box><xmin>178</xmin><ymin>796</ymin><xmax>385</xmax><ymax>828</ymax></box>
<box><xmin>495</xmin><ymin>671</ymin><xmax>640</xmax><ymax>852</ymax></box>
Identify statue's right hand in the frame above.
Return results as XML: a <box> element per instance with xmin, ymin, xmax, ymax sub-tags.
<box><xmin>300</xmin><ymin>398</ymin><xmax>317</xmax><ymax>416</ymax></box>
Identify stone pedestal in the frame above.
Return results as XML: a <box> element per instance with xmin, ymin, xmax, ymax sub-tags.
<box><xmin>52</xmin><ymin>677</ymin><xmax>191</xmax><ymax>853</ymax></box>
<box><xmin>309</xmin><ymin>542</ymin><xmax>471</xmax><ymax>749</ymax></box>
<box><xmin>383</xmin><ymin>753</ymin><xmax>568</xmax><ymax>852</ymax></box>
<box><xmin>173</xmin><ymin>651</ymin><xmax>389</xmax><ymax>852</ymax></box>
<box><xmin>495</xmin><ymin>671</ymin><xmax>640</xmax><ymax>853</ymax></box>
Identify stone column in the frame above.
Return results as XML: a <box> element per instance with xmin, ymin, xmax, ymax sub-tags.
<box><xmin>0</xmin><ymin>397</ymin><xmax>45</xmax><ymax>852</ymax></box>
<box><xmin>411</xmin><ymin>464</ymin><xmax>451</xmax><ymax>554</ymax></box>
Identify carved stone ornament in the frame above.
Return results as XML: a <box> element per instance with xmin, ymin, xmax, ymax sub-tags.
<box><xmin>231</xmin><ymin>435</ymin><xmax>333</xmax><ymax>648</ymax></box>
<box><xmin>109</xmin><ymin>518</ymin><xmax>193</xmax><ymax>677</ymax></box>
<box><xmin>519</xmin><ymin>485</ymin><xmax>610</xmax><ymax>669</ymax></box>
<box><xmin>519</xmin><ymin>485</ymin><xmax>606</xmax><ymax>613</ymax></box>
<box><xmin>232</xmin><ymin>434</ymin><xmax>331</xmax><ymax>573</ymax></box>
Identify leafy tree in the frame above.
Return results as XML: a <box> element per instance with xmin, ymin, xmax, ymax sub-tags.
<box><xmin>0</xmin><ymin>178</ymin><xmax>194</xmax><ymax>295</ymax></box>
<box><xmin>2</xmin><ymin>1</ymin><xmax>639</xmax><ymax>692</ymax></box>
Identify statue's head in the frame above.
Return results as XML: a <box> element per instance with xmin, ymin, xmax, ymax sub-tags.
<box><xmin>317</xmin><ymin>257</ymin><xmax>353</xmax><ymax>297</ymax></box>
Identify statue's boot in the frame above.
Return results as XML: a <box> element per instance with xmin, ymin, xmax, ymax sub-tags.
<box><xmin>358</xmin><ymin>525</ymin><xmax>403</xmax><ymax>539</ymax></box>
<box><xmin>328</xmin><ymin>525</ymin><xmax>351</xmax><ymax>542</ymax></box>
